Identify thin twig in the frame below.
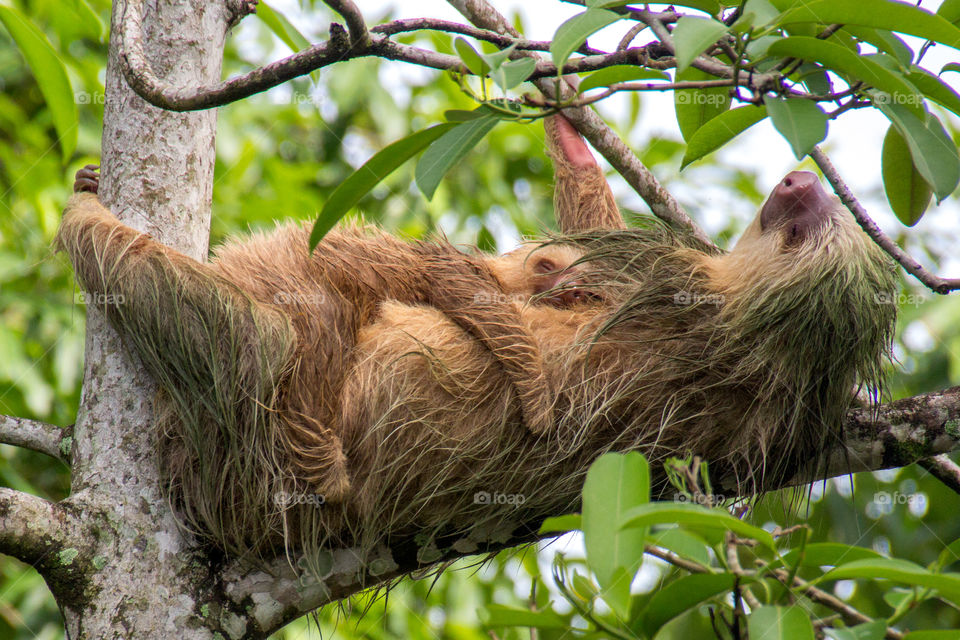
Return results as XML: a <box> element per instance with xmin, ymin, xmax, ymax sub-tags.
<box><xmin>372</xmin><ymin>18</ymin><xmax>604</xmax><ymax>55</ymax></box>
<box><xmin>724</xmin><ymin>533</ymin><xmax>763</xmax><ymax>610</ymax></box>
<box><xmin>323</xmin><ymin>0</ymin><xmax>368</xmax><ymax>47</ymax></box>
<box><xmin>0</xmin><ymin>414</ymin><xmax>71</xmax><ymax>463</ymax></box>
<box><xmin>769</xmin><ymin>568</ymin><xmax>904</xmax><ymax>640</ymax></box>
<box><xmin>617</xmin><ymin>22</ymin><xmax>647</xmax><ymax>52</ymax></box>
<box><xmin>810</xmin><ymin>147</ymin><xmax>960</xmax><ymax>295</ymax></box>
<box><xmin>919</xmin><ymin>454</ymin><xmax>960</xmax><ymax>495</ymax></box>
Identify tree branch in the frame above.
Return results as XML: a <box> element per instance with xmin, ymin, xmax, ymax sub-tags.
<box><xmin>371</xmin><ymin>18</ymin><xmax>604</xmax><ymax>55</ymax></box>
<box><xmin>919</xmin><ymin>454</ymin><xmax>960</xmax><ymax>494</ymax></box>
<box><xmin>0</xmin><ymin>415</ymin><xmax>71</xmax><ymax>463</ymax></box>
<box><xmin>323</xmin><ymin>0</ymin><xmax>368</xmax><ymax>47</ymax></box>
<box><xmin>817</xmin><ymin>386</ymin><xmax>960</xmax><ymax>482</ymax></box>
<box><xmin>0</xmin><ymin>488</ymin><xmax>91</xmax><ymax>585</ymax></box>
<box><xmin>445</xmin><ymin>0</ymin><xmax>715</xmax><ymax>246</ymax></box>
<box><xmin>117</xmin><ymin>0</ymin><xmax>715</xmax><ymax>245</ymax></box>
<box><xmin>220</xmin><ymin>385</ymin><xmax>960</xmax><ymax>625</ymax></box>
<box><xmin>811</xmin><ymin>146</ymin><xmax>960</xmax><ymax>295</ymax></box>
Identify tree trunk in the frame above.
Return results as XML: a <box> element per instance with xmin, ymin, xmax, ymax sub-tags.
<box><xmin>60</xmin><ymin>1</ymin><xmax>240</xmax><ymax>637</ymax></box>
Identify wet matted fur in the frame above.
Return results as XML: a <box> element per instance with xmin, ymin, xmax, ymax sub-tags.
<box><xmin>57</xmin><ymin>182</ymin><xmax>897</xmax><ymax>576</ymax></box>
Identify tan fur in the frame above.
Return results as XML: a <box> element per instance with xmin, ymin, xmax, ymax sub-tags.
<box><xmin>55</xmin><ymin>122</ymin><xmax>895</xmax><ymax>566</ymax></box>
<box><xmin>58</xmin><ymin>195</ymin><xmax>585</xmax><ymax>502</ymax></box>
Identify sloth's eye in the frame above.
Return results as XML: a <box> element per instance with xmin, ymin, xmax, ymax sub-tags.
<box><xmin>535</xmin><ymin>259</ymin><xmax>556</xmax><ymax>273</ymax></box>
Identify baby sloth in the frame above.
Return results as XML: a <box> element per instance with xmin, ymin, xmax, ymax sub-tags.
<box><xmin>64</xmin><ymin>166</ymin><xmax>593</xmax><ymax>502</ymax></box>
<box><xmin>493</xmin><ymin>242</ymin><xmax>598</xmax><ymax>308</ymax></box>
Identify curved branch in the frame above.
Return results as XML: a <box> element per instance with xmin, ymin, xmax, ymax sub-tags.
<box><xmin>811</xmin><ymin>147</ymin><xmax>960</xmax><ymax>295</ymax></box>
<box><xmin>920</xmin><ymin>454</ymin><xmax>960</xmax><ymax>494</ymax></box>
<box><xmin>0</xmin><ymin>488</ymin><xmax>90</xmax><ymax>579</ymax></box>
<box><xmin>371</xmin><ymin>18</ymin><xmax>604</xmax><ymax>55</ymax></box>
<box><xmin>323</xmin><ymin>0</ymin><xmax>368</xmax><ymax>47</ymax></box>
<box><xmin>0</xmin><ymin>415</ymin><xmax>71</xmax><ymax>463</ymax></box>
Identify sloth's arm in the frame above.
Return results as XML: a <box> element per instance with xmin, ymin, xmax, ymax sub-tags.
<box><xmin>57</xmin><ymin>180</ymin><xmax>350</xmax><ymax>500</ymax></box>
<box><xmin>421</xmin><ymin>267</ymin><xmax>555</xmax><ymax>435</ymax></box>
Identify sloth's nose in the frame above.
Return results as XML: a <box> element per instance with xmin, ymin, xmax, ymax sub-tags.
<box><xmin>760</xmin><ymin>171</ymin><xmax>834</xmax><ymax>243</ymax></box>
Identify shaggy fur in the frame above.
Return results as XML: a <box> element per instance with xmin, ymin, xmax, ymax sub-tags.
<box><xmin>56</xmin><ymin>126</ymin><xmax>897</xmax><ymax>577</ymax></box>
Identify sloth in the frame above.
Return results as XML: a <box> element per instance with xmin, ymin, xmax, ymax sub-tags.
<box><xmin>57</xmin><ymin>117</ymin><xmax>897</xmax><ymax>569</ymax></box>
<box><xmin>65</xmin><ymin>164</ymin><xmax>596</xmax><ymax>502</ymax></box>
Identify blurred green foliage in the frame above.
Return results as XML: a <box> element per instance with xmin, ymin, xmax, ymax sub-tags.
<box><xmin>0</xmin><ymin>0</ymin><xmax>958</xmax><ymax>638</ymax></box>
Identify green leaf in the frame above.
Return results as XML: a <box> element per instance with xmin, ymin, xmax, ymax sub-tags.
<box><xmin>571</xmin><ymin>571</ymin><xmax>600</xmax><ymax>602</ymax></box>
<box><xmin>681</xmin><ymin>105</ymin><xmax>768</xmax><ymax>167</ymax></box>
<box><xmin>767</xmin><ymin>36</ymin><xmax>924</xmax><ymax>115</ymax></box>
<box><xmin>674</xmin><ymin>67</ymin><xmax>731</xmax><ymax>141</ymax></box>
<box><xmin>748</xmin><ymin>606</ymin><xmax>815</xmax><ymax>640</ymax></box>
<box><xmin>492</xmin><ymin>58</ymin><xmax>537</xmax><ymax>91</ymax></box>
<box><xmin>454</xmin><ymin>37</ymin><xmax>490</xmax><ymax>76</ymax></box>
<box><xmin>540</xmin><ymin>513</ymin><xmax>582</xmax><ymax>534</ymax></box>
<box><xmin>844</xmin><ymin>26</ymin><xmax>913</xmax><ymax>66</ymax></box>
<box><xmin>779</xmin><ymin>0</ymin><xmax>960</xmax><ymax>51</ymax></box>
<box><xmin>621</xmin><ymin>502</ymin><xmax>778</xmax><ymax>552</ymax></box>
<box><xmin>640</xmin><ymin>573</ymin><xmax>735</xmax><ymax>636</ymax></box>
<box><xmin>648</xmin><ymin>527</ymin><xmax>711</xmax><ymax>566</ymax></box>
<box><xmin>415</xmin><ymin>115</ymin><xmax>500</xmax><ymax>200</ymax></box>
<box><xmin>906</xmin><ymin>68</ymin><xmax>960</xmax><ymax>118</ymax></box>
<box><xmin>932</xmin><ymin>538</ymin><xmax>960</xmax><ymax>571</ymax></box>
<box><xmin>483</xmin><ymin>604</ymin><xmax>569</xmax><ymax>629</ymax></box>
<box><xmin>73</xmin><ymin>0</ymin><xmax>105</xmax><ymax>41</ymax></box>
<box><xmin>578</xmin><ymin>66</ymin><xmax>670</xmax><ymax>93</ymax></box>
<box><xmin>672</xmin><ymin>16</ymin><xmax>730</xmax><ymax>73</ymax></box>
<box><xmin>903</xmin><ymin>632</ymin><xmax>960</xmax><ymax>640</ymax></box>
<box><xmin>878</xmin><ymin>102</ymin><xmax>960</xmax><ymax>202</ymax></box>
<box><xmin>763</xmin><ymin>95</ymin><xmax>828</xmax><ymax>159</ymax></box>
<box><xmin>732</xmin><ymin>0</ymin><xmax>781</xmax><ymax>34</ymax></box>
<box><xmin>590</xmin><ymin>0</ymin><xmax>720</xmax><ymax>11</ymax></box>
<box><xmin>824</xmin><ymin>621</ymin><xmax>886</xmax><ymax>640</ymax></box>
<box><xmin>310</xmin><ymin>123</ymin><xmax>456</xmax><ymax>247</ymax></box>
<box><xmin>550</xmin><ymin>9</ymin><xmax>621</xmax><ymax>68</ymax></box>
<box><xmin>944</xmin><ymin>62</ymin><xmax>960</xmax><ymax>74</ymax></box>
<box><xmin>822</xmin><ymin>559</ymin><xmax>960</xmax><ymax>606</ymax></box>
<box><xmin>797</xmin><ymin>63</ymin><xmax>833</xmax><ymax>95</ymax></box>
<box><xmin>767</xmin><ymin>543</ymin><xmax>884</xmax><ymax>572</ymax></box>
<box><xmin>257</xmin><ymin>2</ymin><xmax>311</xmax><ymax>52</ymax></box>
<box><xmin>0</xmin><ymin>7</ymin><xmax>77</xmax><ymax>163</ymax></box>
<box><xmin>480</xmin><ymin>43</ymin><xmax>518</xmax><ymax>71</ymax></box>
<box><xmin>582</xmin><ymin>452</ymin><xmax>649</xmax><ymax>619</ymax></box>
<box><xmin>882</xmin><ymin>124</ymin><xmax>932</xmax><ymax>226</ymax></box>
<box><xmin>444</xmin><ymin>109</ymin><xmax>488</xmax><ymax>122</ymax></box>
<box><xmin>940</xmin><ymin>0</ymin><xmax>960</xmax><ymax>25</ymax></box>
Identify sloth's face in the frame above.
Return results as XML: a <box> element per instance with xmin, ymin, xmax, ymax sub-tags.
<box><xmin>759</xmin><ymin>171</ymin><xmax>836</xmax><ymax>247</ymax></box>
